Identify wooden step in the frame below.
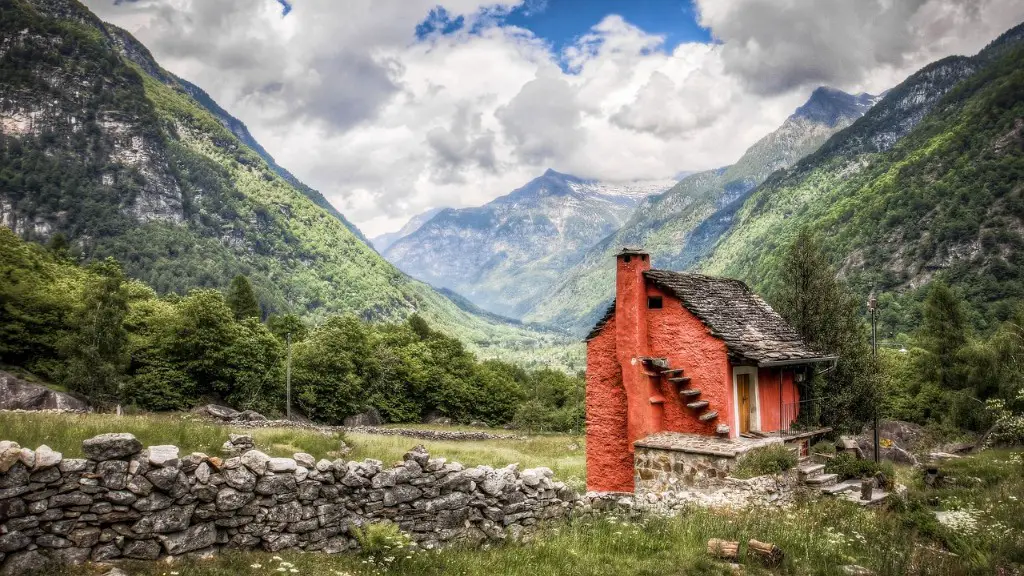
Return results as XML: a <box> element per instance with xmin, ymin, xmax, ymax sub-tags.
<box><xmin>687</xmin><ymin>400</ymin><xmax>709</xmax><ymax>410</ymax></box>
<box><xmin>679</xmin><ymin>389</ymin><xmax>702</xmax><ymax>398</ymax></box>
<box><xmin>661</xmin><ymin>368</ymin><xmax>685</xmax><ymax>376</ymax></box>
<box><xmin>698</xmin><ymin>411</ymin><xmax>719</xmax><ymax>422</ymax></box>
<box><xmin>803</xmin><ymin>473</ymin><xmax>838</xmax><ymax>486</ymax></box>
<box><xmin>668</xmin><ymin>377</ymin><xmax>691</xmax><ymax>384</ymax></box>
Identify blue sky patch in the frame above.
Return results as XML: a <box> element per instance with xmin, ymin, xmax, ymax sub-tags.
<box><xmin>415</xmin><ymin>0</ymin><xmax>711</xmax><ymax>54</ymax></box>
<box><xmin>277</xmin><ymin>0</ymin><xmax>292</xmax><ymax>17</ymax></box>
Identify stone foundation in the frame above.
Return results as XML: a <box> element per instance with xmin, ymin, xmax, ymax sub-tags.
<box><xmin>0</xmin><ymin>434</ymin><xmax>578</xmax><ymax>574</ymax></box>
<box><xmin>634</xmin><ymin>446</ymin><xmax>737</xmax><ymax>492</ymax></box>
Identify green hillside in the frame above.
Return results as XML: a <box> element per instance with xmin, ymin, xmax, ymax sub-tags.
<box><xmin>701</xmin><ymin>29</ymin><xmax>1024</xmax><ymax>335</ymax></box>
<box><xmin>0</xmin><ymin>0</ymin><xmax>579</xmax><ymax>369</ymax></box>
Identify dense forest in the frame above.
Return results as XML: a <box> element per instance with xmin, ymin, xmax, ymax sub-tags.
<box><xmin>0</xmin><ymin>228</ymin><xmax>584</xmax><ymax>431</ymax></box>
<box><xmin>771</xmin><ymin>229</ymin><xmax>1024</xmax><ymax>446</ymax></box>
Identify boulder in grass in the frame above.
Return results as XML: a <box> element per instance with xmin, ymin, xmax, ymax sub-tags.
<box><xmin>194</xmin><ymin>404</ymin><xmax>239</xmax><ymax>421</ymax></box>
<box><xmin>0</xmin><ymin>371</ymin><xmax>90</xmax><ymax>412</ymax></box>
<box><xmin>343</xmin><ymin>407</ymin><xmax>382</xmax><ymax>427</ymax></box>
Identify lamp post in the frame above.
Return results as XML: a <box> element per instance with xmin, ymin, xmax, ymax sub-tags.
<box><xmin>868</xmin><ymin>292</ymin><xmax>879</xmax><ymax>463</ymax></box>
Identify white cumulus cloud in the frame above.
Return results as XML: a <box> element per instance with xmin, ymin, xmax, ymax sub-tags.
<box><xmin>84</xmin><ymin>0</ymin><xmax>1024</xmax><ymax>236</ymax></box>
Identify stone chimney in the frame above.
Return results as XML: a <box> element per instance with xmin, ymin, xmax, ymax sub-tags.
<box><xmin>613</xmin><ymin>247</ymin><xmax>661</xmax><ymax>447</ymax></box>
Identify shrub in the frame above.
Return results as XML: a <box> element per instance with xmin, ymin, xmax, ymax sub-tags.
<box><xmin>733</xmin><ymin>444</ymin><xmax>798</xmax><ymax>478</ymax></box>
<box><xmin>825</xmin><ymin>453</ymin><xmax>896</xmax><ymax>487</ymax></box>
<box><xmin>352</xmin><ymin>521</ymin><xmax>412</xmax><ymax>557</ymax></box>
<box><xmin>810</xmin><ymin>440</ymin><xmax>836</xmax><ymax>456</ymax></box>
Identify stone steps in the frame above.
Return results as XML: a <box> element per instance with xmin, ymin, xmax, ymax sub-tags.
<box><xmin>820</xmin><ymin>480</ymin><xmax>861</xmax><ymax>495</ymax></box>
<box><xmin>797</xmin><ymin>463</ymin><xmax>825</xmax><ymax>476</ymax></box>
<box><xmin>667</xmin><ymin>376</ymin><xmax>691</xmax><ymax>385</ymax></box>
<box><xmin>661</xmin><ymin>368</ymin><xmax>685</xmax><ymax>376</ymax></box>
<box><xmin>699</xmin><ymin>411</ymin><xmax>719</xmax><ymax>422</ymax></box>
<box><xmin>679</xmin><ymin>389</ymin><xmax>702</xmax><ymax>398</ymax></box>
<box><xmin>803</xmin><ymin>473</ymin><xmax>838</xmax><ymax>486</ymax></box>
<box><xmin>686</xmin><ymin>400</ymin><xmax>709</xmax><ymax>410</ymax></box>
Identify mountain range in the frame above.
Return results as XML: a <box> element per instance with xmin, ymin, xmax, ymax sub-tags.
<box><xmin>380</xmin><ymin>172</ymin><xmax>675</xmax><ymax>317</ymax></box>
<box><xmin>377</xmin><ymin>22</ymin><xmax>1024</xmax><ymax>339</ymax></box>
<box><xmin>1</xmin><ymin>0</ymin><xmax>1021</xmax><ymax>366</ymax></box>
<box><xmin>0</xmin><ymin>0</ymin><xmax>579</xmax><ymax>369</ymax></box>
<box><xmin>519</xmin><ymin>87</ymin><xmax>879</xmax><ymax>333</ymax></box>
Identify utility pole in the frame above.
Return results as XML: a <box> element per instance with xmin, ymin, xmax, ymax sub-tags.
<box><xmin>286</xmin><ymin>332</ymin><xmax>292</xmax><ymax>421</ymax></box>
<box><xmin>868</xmin><ymin>292</ymin><xmax>879</xmax><ymax>463</ymax></box>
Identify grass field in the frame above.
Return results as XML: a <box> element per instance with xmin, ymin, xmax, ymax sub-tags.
<box><xmin>1</xmin><ymin>412</ymin><xmax>1021</xmax><ymax>575</ymax></box>
<box><xmin>0</xmin><ymin>412</ymin><xmax>586</xmax><ymax>487</ymax></box>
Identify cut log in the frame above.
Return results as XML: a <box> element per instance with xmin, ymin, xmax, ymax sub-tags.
<box><xmin>747</xmin><ymin>539</ymin><xmax>783</xmax><ymax>566</ymax></box>
<box><xmin>707</xmin><ymin>539</ymin><xmax>739</xmax><ymax>561</ymax></box>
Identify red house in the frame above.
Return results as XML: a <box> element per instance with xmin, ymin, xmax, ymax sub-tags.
<box><xmin>585</xmin><ymin>248</ymin><xmax>834</xmax><ymax>493</ymax></box>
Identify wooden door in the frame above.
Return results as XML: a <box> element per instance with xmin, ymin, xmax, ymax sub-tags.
<box><xmin>738</xmin><ymin>374</ymin><xmax>751</xmax><ymax>434</ymax></box>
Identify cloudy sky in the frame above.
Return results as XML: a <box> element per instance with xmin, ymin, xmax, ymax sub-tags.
<box><xmin>84</xmin><ymin>0</ymin><xmax>1024</xmax><ymax>237</ymax></box>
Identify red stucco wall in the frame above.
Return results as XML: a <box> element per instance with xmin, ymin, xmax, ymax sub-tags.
<box><xmin>645</xmin><ymin>285</ymin><xmax>733</xmax><ymax>437</ymax></box>
<box><xmin>584</xmin><ymin>315</ymin><xmax>633</xmax><ymax>492</ymax></box>
<box><xmin>756</xmin><ymin>368</ymin><xmax>800</xmax><ymax>432</ymax></box>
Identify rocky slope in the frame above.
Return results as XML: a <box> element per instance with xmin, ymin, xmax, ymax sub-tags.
<box><xmin>382</xmin><ymin>170</ymin><xmax>674</xmax><ymax>318</ymax></box>
<box><xmin>0</xmin><ymin>0</ymin><xmax>576</xmax><ymax>367</ymax></box>
<box><xmin>699</xmin><ymin>23</ymin><xmax>1024</xmax><ymax>331</ymax></box>
<box><xmin>524</xmin><ymin>88</ymin><xmax>876</xmax><ymax>334</ymax></box>
<box><xmin>371</xmin><ymin>207</ymin><xmax>447</xmax><ymax>252</ymax></box>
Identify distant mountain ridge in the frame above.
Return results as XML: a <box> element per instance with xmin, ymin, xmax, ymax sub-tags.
<box><xmin>380</xmin><ymin>170</ymin><xmax>675</xmax><ymax>318</ymax></box>
<box><xmin>523</xmin><ymin>86</ymin><xmax>877</xmax><ymax>334</ymax></box>
<box><xmin>372</xmin><ymin>207</ymin><xmax>447</xmax><ymax>252</ymax></box>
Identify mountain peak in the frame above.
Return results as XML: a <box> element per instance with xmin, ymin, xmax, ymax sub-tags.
<box><xmin>792</xmin><ymin>86</ymin><xmax>877</xmax><ymax>127</ymax></box>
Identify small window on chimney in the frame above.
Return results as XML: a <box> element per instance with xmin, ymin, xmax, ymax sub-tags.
<box><xmin>642</xmin><ymin>255</ymin><xmax>647</xmax><ymax>261</ymax></box>
<box><xmin>623</xmin><ymin>255</ymin><xmax>631</xmax><ymax>263</ymax></box>
<box><xmin>647</xmin><ymin>296</ymin><xmax>663</xmax><ymax>309</ymax></box>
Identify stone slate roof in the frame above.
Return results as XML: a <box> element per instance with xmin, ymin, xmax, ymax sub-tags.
<box><xmin>584</xmin><ymin>303</ymin><xmax>616</xmax><ymax>341</ymax></box>
<box><xmin>644</xmin><ymin>270</ymin><xmax>828</xmax><ymax>365</ymax></box>
<box><xmin>585</xmin><ymin>269</ymin><xmax>830</xmax><ymax>366</ymax></box>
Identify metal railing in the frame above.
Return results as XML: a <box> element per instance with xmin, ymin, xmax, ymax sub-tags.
<box><xmin>779</xmin><ymin>396</ymin><xmax>831</xmax><ymax>436</ymax></box>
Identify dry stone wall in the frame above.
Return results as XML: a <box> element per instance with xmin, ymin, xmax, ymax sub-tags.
<box><xmin>0</xmin><ymin>434</ymin><xmax>578</xmax><ymax>574</ymax></box>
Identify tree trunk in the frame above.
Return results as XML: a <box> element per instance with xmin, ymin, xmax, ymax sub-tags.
<box><xmin>747</xmin><ymin>539</ymin><xmax>784</xmax><ymax>566</ymax></box>
<box><xmin>707</xmin><ymin>539</ymin><xmax>739</xmax><ymax>561</ymax></box>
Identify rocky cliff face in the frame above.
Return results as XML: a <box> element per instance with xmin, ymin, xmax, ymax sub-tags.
<box><xmin>523</xmin><ymin>88</ymin><xmax>875</xmax><ymax>334</ymax></box>
<box><xmin>382</xmin><ymin>170</ymin><xmax>674</xmax><ymax>318</ymax></box>
<box><xmin>0</xmin><ymin>0</ymin><xmax>574</xmax><ymax>365</ymax></box>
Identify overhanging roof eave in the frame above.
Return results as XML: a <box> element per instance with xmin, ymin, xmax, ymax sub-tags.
<box><xmin>756</xmin><ymin>356</ymin><xmax>838</xmax><ymax>368</ymax></box>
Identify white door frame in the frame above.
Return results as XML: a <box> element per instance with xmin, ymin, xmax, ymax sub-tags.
<box><xmin>732</xmin><ymin>366</ymin><xmax>761</xmax><ymax>435</ymax></box>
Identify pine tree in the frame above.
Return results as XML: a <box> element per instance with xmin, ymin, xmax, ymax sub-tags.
<box><xmin>226</xmin><ymin>274</ymin><xmax>260</xmax><ymax>320</ymax></box>
<box><xmin>772</xmin><ymin>228</ymin><xmax>880</xmax><ymax>431</ymax></box>
<box><xmin>919</xmin><ymin>282</ymin><xmax>971</xmax><ymax>391</ymax></box>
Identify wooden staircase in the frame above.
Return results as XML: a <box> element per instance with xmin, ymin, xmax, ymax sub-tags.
<box><xmin>642</xmin><ymin>358</ymin><xmax>725</xmax><ymax>434</ymax></box>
